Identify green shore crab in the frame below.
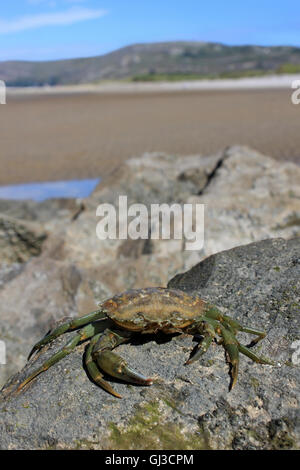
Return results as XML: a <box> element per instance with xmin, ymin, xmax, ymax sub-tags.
<box><xmin>17</xmin><ymin>287</ymin><xmax>273</xmax><ymax>398</ymax></box>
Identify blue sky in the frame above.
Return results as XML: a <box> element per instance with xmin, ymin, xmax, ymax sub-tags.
<box><xmin>0</xmin><ymin>0</ymin><xmax>299</xmax><ymax>61</ymax></box>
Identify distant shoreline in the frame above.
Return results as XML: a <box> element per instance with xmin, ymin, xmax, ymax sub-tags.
<box><xmin>6</xmin><ymin>74</ymin><xmax>300</xmax><ymax>96</ymax></box>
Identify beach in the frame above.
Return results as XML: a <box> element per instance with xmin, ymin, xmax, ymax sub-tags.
<box><xmin>1</xmin><ymin>80</ymin><xmax>300</xmax><ymax>185</ymax></box>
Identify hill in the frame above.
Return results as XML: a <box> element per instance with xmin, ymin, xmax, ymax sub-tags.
<box><xmin>1</xmin><ymin>41</ymin><xmax>300</xmax><ymax>86</ymax></box>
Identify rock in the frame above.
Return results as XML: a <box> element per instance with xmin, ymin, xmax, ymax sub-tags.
<box><xmin>61</xmin><ymin>145</ymin><xmax>300</xmax><ymax>271</ymax></box>
<box><xmin>0</xmin><ymin>238</ymin><xmax>299</xmax><ymax>450</ymax></box>
<box><xmin>0</xmin><ymin>262</ymin><xmax>24</xmax><ymax>291</ymax></box>
<box><xmin>0</xmin><ymin>256</ymin><xmax>86</xmax><ymax>388</ymax></box>
<box><xmin>0</xmin><ymin>198</ymin><xmax>84</xmax><ymax>223</ymax></box>
<box><xmin>0</xmin><ymin>214</ymin><xmax>47</xmax><ymax>264</ymax></box>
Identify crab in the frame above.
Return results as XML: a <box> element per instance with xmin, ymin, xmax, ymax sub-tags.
<box><xmin>16</xmin><ymin>287</ymin><xmax>273</xmax><ymax>398</ymax></box>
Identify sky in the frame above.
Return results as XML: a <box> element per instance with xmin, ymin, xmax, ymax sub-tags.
<box><xmin>0</xmin><ymin>0</ymin><xmax>299</xmax><ymax>61</ymax></box>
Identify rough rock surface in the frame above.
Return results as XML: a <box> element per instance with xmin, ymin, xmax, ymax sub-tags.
<box><xmin>0</xmin><ymin>214</ymin><xmax>47</xmax><ymax>264</ymax></box>
<box><xmin>0</xmin><ymin>238</ymin><xmax>299</xmax><ymax>450</ymax></box>
<box><xmin>63</xmin><ymin>145</ymin><xmax>300</xmax><ymax>271</ymax></box>
<box><xmin>0</xmin><ymin>146</ymin><xmax>299</xmax><ymax>390</ymax></box>
<box><xmin>0</xmin><ymin>198</ymin><xmax>84</xmax><ymax>224</ymax></box>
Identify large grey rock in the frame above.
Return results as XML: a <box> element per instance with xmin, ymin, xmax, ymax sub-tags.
<box><xmin>0</xmin><ymin>238</ymin><xmax>299</xmax><ymax>450</ymax></box>
<box><xmin>61</xmin><ymin>145</ymin><xmax>300</xmax><ymax>271</ymax></box>
<box><xmin>0</xmin><ymin>145</ymin><xmax>299</xmax><ymax>390</ymax></box>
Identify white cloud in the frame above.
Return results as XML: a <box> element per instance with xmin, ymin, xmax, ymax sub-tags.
<box><xmin>0</xmin><ymin>7</ymin><xmax>107</xmax><ymax>34</ymax></box>
<box><xmin>27</xmin><ymin>0</ymin><xmax>86</xmax><ymax>4</ymax></box>
<box><xmin>27</xmin><ymin>0</ymin><xmax>57</xmax><ymax>5</ymax></box>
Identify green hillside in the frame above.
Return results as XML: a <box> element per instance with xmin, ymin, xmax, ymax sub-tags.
<box><xmin>1</xmin><ymin>41</ymin><xmax>300</xmax><ymax>86</ymax></box>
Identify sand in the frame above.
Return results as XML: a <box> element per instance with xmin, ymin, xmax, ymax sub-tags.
<box><xmin>1</xmin><ymin>86</ymin><xmax>299</xmax><ymax>185</ymax></box>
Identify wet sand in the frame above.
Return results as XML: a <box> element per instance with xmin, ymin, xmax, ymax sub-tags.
<box><xmin>1</xmin><ymin>88</ymin><xmax>299</xmax><ymax>185</ymax></box>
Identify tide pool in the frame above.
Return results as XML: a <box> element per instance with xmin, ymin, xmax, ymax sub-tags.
<box><xmin>0</xmin><ymin>178</ymin><xmax>100</xmax><ymax>202</ymax></box>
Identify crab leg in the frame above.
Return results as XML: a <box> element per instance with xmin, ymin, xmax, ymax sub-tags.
<box><xmin>238</xmin><ymin>343</ymin><xmax>274</xmax><ymax>365</ymax></box>
<box><xmin>84</xmin><ymin>333</ymin><xmax>122</xmax><ymax>399</ymax></box>
<box><xmin>204</xmin><ymin>306</ymin><xmax>267</xmax><ymax>347</ymax></box>
<box><xmin>219</xmin><ymin>325</ymin><xmax>239</xmax><ymax>390</ymax></box>
<box><xmin>185</xmin><ymin>319</ymin><xmax>216</xmax><ymax>364</ymax></box>
<box><xmin>223</xmin><ymin>317</ymin><xmax>266</xmax><ymax>347</ymax></box>
<box><xmin>220</xmin><ymin>326</ymin><xmax>273</xmax><ymax>389</ymax></box>
<box><xmin>28</xmin><ymin>309</ymin><xmax>106</xmax><ymax>359</ymax></box>
<box><xmin>92</xmin><ymin>329</ymin><xmax>153</xmax><ymax>396</ymax></box>
<box><xmin>17</xmin><ymin>323</ymin><xmax>102</xmax><ymax>392</ymax></box>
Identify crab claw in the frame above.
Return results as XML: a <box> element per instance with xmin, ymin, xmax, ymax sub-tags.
<box><xmin>96</xmin><ymin>350</ymin><xmax>153</xmax><ymax>386</ymax></box>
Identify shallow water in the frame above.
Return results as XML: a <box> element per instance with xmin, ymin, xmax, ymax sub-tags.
<box><xmin>0</xmin><ymin>178</ymin><xmax>100</xmax><ymax>201</ymax></box>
